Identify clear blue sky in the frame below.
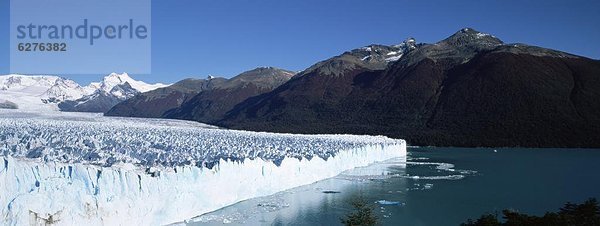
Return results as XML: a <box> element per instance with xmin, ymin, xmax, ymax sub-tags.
<box><xmin>1</xmin><ymin>0</ymin><xmax>599</xmax><ymax>84</ymax></box>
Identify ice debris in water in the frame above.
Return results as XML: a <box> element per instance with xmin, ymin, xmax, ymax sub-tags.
<box><xmin>399</xmin><ymin>161</ymin><xmax>477</xmax><ymax>180</ymax></box>
<box><xmin>376</xmin><ymin>200</ymin><xmax>403</xmax><ymax>205</ymax></box>
<box><xmin>191</xmin><ymin>198</ymin><xmax>290</xmax><ymax>224</ymax></box>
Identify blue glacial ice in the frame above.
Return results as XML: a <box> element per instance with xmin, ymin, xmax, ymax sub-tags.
<box><xmin>0</xmin><ymin>110</ymin><xmax>406</xmax><ymax>225</ymax></box>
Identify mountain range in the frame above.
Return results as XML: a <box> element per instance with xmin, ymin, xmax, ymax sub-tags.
<box><xmin>105</xmin><ymin>67</ymin><xmax>295</xmax><ymax>121</ymax></box>
<box><xmin>218</xmin><ymin>28</ymin><xmax>600</xmax><ymax>147</ymax></box>
<box><xmin>3</xmin><ymin>28</ymin><xmax>599</xmax><ymax>147</ymax></box>
<box><xmin>0</xmin><ymin>73</ymin><xmax>167</xmax><ymax>112</ymax></box>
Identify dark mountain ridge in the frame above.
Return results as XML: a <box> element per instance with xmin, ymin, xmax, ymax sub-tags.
<box><xmin>105</xmin><ymin>28</ymin><xmax>600</xmax><ymax>147</ymax></box>
<box><xmin>164</xmin><ymin>67</ymin><xmax>295</xmax><ymax>122</ymax></box>
<box><xmin>218</xmin><ymin>28</ymin><xmax>600</xmax><ymax>147</ymax></box>
<box><xmin>106</xmin><ymin>67</ymin><xmax>295</xmax><ymax>122</ymax></box>
<box><xmin>105</xmin><ymin>77</ymin><xmax>226</xmax><ymax>118</ymax></box>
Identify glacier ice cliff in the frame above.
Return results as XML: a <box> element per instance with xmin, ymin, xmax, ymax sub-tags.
<box><xmin>0</xmin><ymin>110</ymin><xmax>406</xmax><ymax>225</ymax></box>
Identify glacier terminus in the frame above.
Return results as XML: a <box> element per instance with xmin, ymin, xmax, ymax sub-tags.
<box><xmin>0</xmin><ymin>110</ymin><xmax>406</xmax><ymax>225</ymax></box>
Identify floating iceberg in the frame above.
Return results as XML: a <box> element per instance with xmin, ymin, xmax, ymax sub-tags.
<box><xmin>0</xmin><ymin>110</ymin><xmax>406</xmax><ymax>225</ymax></box>
<box><xmin>376</xmin><ymin>200</ymin><xmax>403</xmax><ymax>205</ymax></box>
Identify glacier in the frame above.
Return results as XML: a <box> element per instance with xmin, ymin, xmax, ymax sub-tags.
<box><xmin>0</xmin><ymin>110</ymin><xmax>406</xmax><ymax>225</ymax></box>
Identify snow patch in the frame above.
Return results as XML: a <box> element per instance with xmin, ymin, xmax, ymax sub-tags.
<box><xmin>385</xmin><ymin>55</ymin><xmax>403</xmax><ymax>62</ymax></box>
<box><xmin>476</xmin><ymin>32</ymin><xmax>491</xmax><ymax>38</ymax></box>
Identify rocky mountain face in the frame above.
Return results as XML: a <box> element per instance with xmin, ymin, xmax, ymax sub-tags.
<box><xmin>104</xmin><ymin>77</ymin><xmax>227</xmax><ymax>118</ymax></box>
<box><xmin>218</xmin><ymin>28</ymin><xmax>600</xmax><ymax>147</ymax></box>
<box><xmin>162</xmin><ymin>67</ymin><xmax>295</xmax><ymax>123</ymax></box>
<box><xmin>105</xmin><ymin>67</ymin><xmax>295</xmax><ymax>122</ymax></box>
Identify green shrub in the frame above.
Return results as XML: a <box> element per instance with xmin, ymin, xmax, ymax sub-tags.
<box><xmin>341</xmin><ymin>197</ymin><xmax>378</xmax><ymax>226</ymax></box>
<box><xmin>462</xmin><ymin>198</ymin><xmax>600</xmax><ymax>226</ymax></box>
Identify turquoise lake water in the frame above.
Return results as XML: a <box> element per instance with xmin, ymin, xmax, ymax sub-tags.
<box><xmin>186</xmin><ymin>147</ymin><xmax>600</xmax><ymax>226</ymax></box>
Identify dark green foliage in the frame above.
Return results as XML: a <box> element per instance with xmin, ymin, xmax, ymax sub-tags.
<box><xmin>340</xmin><ymin>197</ymin><xmax>378</xmax><ymax>226</ymax></box>
<box><xmin>462</xmin><ymin>198</ymin><xmax>600</xmax><ymax>226</ymax></box>
<box><xmin>462</xmin><ymin>213</ymin><xmax>501</xmax><ymax>226</ymax></box>
<box><xmin>559</xmin><ymin>199</ymin><xmax>600</xmax><ymax>226</ymax></box>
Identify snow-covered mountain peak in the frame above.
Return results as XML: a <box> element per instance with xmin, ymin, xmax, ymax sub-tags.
<box><xmin>442</xmin><ymin>28</ymin><xmax>503</xmax><ymax>47</ymax></box>
<box><xmin>0</xmin><ymin>74</ymin><xmax>91</xmax><ymax>111</ymax></box>
<box><xmin>351</xmin><ymin>38</ymin><xmax>420</xmax><ymax>64</ymax></box>
<box><xmin>0</xmin><ymin>74</ymin><xmax>59</xmax><ymax>91</ymax></box>
<box><xmin>459</xmin><ymin>28</ymin><xmax>495</xmax><ymax>39</ymax></box>
<box><xmin>98</xmin><ymin>72</ymin><xmax>132</xmax><ymax>92</ymax></box>
<box><xmin>94</xmin><ymin>72</ymin><xmax>168</xmax><ymax>94</ymax></box>
<box><xmin>381</xmin><ymin>38</ymin><xmax>419</xmax><ymax>63</ymax></box>
<box><xmin>393</xmin><ymin>37</ymin><xmax>418</xmax><ymax>52</ymax></box>
<box><xmin>0</xmin><ymin>74</ymin><xmax>87</xmax><ymax>99</ymax></box>
<box><xmin>394</xmin><ymin>37</ymin><xmax>416</xmax><ymax>47</ymax></box>
<box><xmin>41</xmin><ymin>77</ymin><xmax>90</xmax><ymax>101</ymax></box>
<box><xmin>103</xmin><ymin>72</ymin><xmax>134</xmax><ymax>86</ymax></box>
<box><xmin>1</xmin><ymin>73</ymin><xmax>169</xmax><ymax>112</ymax></box>
<box><xmin>108</xmin><ymin>72</ymin><xmax>132</xmax><ymax>79</ymax></box>
<box><xmin>107</xmin><ymin>82</ymin><xmax>139</xmax><ymax>99</ymax></box>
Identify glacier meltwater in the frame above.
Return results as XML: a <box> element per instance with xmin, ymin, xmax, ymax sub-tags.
<box><xmin>0</xmin><ymin>110</ymin><xmax>406</xmax><ymax>225</ymax></box>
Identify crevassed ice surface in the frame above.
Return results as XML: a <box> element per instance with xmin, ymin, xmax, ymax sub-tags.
<box><xmin>0</xmin><ymin>110</ymin><xmax>406</xmax><ymax>225</ymax></box>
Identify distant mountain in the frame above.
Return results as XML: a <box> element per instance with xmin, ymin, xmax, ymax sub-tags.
<box><xmin>0</xmin><ymin>75</ymin><xmax>92</xmax><ymax>111</ymax></box>
<box><xmin>162</xmin><ymin>67</ymin><xmax>295</xmax><ymax>123</ymax></box>
<box><xmin>219</xmin><ymin>28</ymin><xmax>600</xmax><ymax>147</ymax></box>
<box><xmin>104</xmin><ymin>77</ymin><xmax>227</xmax><ymax>118</ymax></box>
<box><xmin>58</xmin><ymin>82</ymin><xmax>139</xmax><ymax>113</ymax></box>
<box><xmin>0</xmin><ymin>73</ymin><xmax>167</xmax><ymax>112</ymax></box>
<box><xmin>59</xmin><ymin>73</ymin><xmax>167</xmax><ymax>112</ymax></box>
<box><xmin>88</xmin><ymin>72</ymin><xmax>168</xmax><ymax>94</ymax></box>
<box><xmin>0</xmin><ymin>100</ymin><xmax>18</xmax><ymax>109</ymax></box>
<box><xmin>106</xmin><ymin>67</ymin><xmax>294</xmax><ymax>122</ymax></box>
